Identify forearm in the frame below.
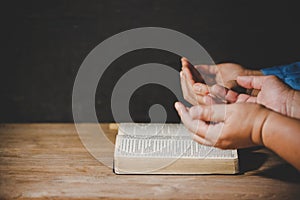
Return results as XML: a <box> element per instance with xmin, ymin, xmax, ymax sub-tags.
<box><xmin>287</xmin><ymin>91</ymin><xmax>300</xmax><ymax>119</ymax></box>
<box><xmin>262</xmin><ymin>111</ymin><xmax>300</xmax><ymax>170</ymax></box>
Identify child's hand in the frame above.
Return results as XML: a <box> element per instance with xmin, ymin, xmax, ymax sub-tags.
<box><xmin>174</xmin><ymin>102</ymin><xmax>269</xmax><ymax>149</ymax></box>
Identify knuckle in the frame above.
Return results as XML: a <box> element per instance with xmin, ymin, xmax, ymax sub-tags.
<box><xmin>202</xmin><ymin>106</ymin><xmax>213</xmax><ymax>120</ymax></box>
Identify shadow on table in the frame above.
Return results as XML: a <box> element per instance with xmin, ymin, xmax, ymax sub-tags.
<box><xmin>238</xmin><ymin>147</ymin><xmax>267</xmax><ymax>173</ymax></box>
<box><xmin>256</xmin><ymin>163</ymin><xmax>300</xmax><ymax>183</ymax></box>
<box><xmin>239</xmin><ymin>147</ymin><xmax>300</xmax><ymax>183</ymax></box>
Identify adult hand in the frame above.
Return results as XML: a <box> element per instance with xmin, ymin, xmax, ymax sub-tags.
<box><xmin>180</xmin><ymin>58</ymin><xmax>215</xmax><ymax>105</ymax></box>
<box><xmin>174</xmin><ymin>102</ymin><xmax>269</xmax><ymax>149</ymax></box>
<box><xmin>180</xmin><ymin>57</ymin><xmax>262</xmax><ymax>105</ymax></box>
<box><xmin>174</xmin><ymin>101</ymin><xmax>300</xmax><ymax>171</ymax></box>
<box><xmin>234</xmin><ymin>75</ymin><xmax>300</xmax><ymax>119</ymax></box>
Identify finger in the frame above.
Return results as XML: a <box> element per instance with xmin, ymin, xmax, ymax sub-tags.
<box><xmin>189</xmin><ymin>105</ymin><xmax>226</xmax><ymax>122</ymax></box>
<box><xmin>174</xmin><ymin>102</ymin><xmax>190</xmax><ymax>119</ymax></box>
<box><xmin>236</xmin><ymin>94</ymin><xmax>250</xmax><ymax>102</ymax></box>
<box><xmin>181</xmin><ymin>58</ymin><xmax>204</xmax><ymax>83</ymax></box>
<box><xmin>180</xmin><ymin>70</ymin><xmax>184</xmax><ymax>80</ymax></box>
<box><xmin>236</xmin><ymin>94</ymin><xmax>257</xmax><ymax>103</ymax></box>
<box><xmin>182</xmin><ymin>66</ymin><xmax>195</xmax><ymax>84</ymax></box>
<box><xmin>203</xmin><ymin>95</ymin><xmax>216</xmax><ymax>105</ymax></box>
<box><xmin>244</xmin><ymin>96</ymin><xmax>257</xmax><ymax>103</ymax></box>
<box><xmin>209</xmin><ymin>84</ymin><xmax>233</xmax><ymax>104</ymax></box>
<box><xmin>192</xmin><ymin>134</ymin><xmax>213</xmax><ymax>146</ymax></box>
<box><xmin>210</xmin><ymin>84</ymin><xmax>228</xmax><ymax>100</ymax></box>
<box><xmin>180</xmin><ymin>71</ymin><xmax>214</xmax><ymax>105</ymax></box>
<box><xmin>225</xmin><ymin>90</ymin><xmax>239</xmax><ymax>103</ymax></box>
<box><xmin>226</xmin><ymin>79</ymin><xmax>259</xmax><ymax>97</ymax></box>
<box><xmin>176</xmin><ymin>103</ymin><xmax>224</xmax><ymax>144</ymax></box>
<box><xmin>237</xmin><ymin>75</ymin><xmax>267</xmax><ymax>90</ymax></box>
<box><xmin>193</xmin><ymin>92</ymin><xmax>218</xmax><ymax>105</ymax></box>
<box><xmin>195</xmin><ymin>94</ymin><xmax>209</xmax><ymax>105</ymax></box>
<box><xmin>180</xmin><ymin>72</ymin><xmax>198</xmax><ymax>105</ymax></box>
<box><xmin>188</xmin><ymin>105</ymin><xmax>204</xmax><ymax>119</ymax></box>
<box><xmin>181</xmin><ymin>57</ymin><xmax>188</xmax><ymax>62</ymax></box>
<box><xmin>224</xmin><ymin>80</ymin><xmax>240</xmax><ymax>90</ymax></box>
<box><xmin>180</xmin><ymin>71</ymin><xmax>188</xmax><ymax>95</ymax></box>
<box><xmin>181</xmin><ymin>70</ymin><xmax>193</xmax><ymax>88</ymax></box>
<box><xmin>193</xmin><ymin>83</ymin><xmax>209</xmax><ymax>95</ymax></box>
<box><xmin>175</xmin><ymin>102</ymin><xmax>208</xmax><ymax>137</ymax></box>
<box><xmin>180</xmin><ymin>70</ymin><xmax>187</xmax><ymax>84</ymax></box>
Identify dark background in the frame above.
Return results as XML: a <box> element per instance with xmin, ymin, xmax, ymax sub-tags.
<box><xmin>1</xmin><ymin>0</ymin><xmax>300</xmax><ymax>123</ymax></box>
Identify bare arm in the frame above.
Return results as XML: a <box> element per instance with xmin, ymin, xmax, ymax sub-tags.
<box><xmin>175</xmin><ymin>102</ymin><xmax>300</xmax><ymax>171</ymax></box>
<box><xmin>262</xmin><ymin>111</ymin><xmax>300</xmax><ymax>170</ymax></box>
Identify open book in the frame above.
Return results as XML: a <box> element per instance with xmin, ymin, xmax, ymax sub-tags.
<box><xmin>114</xmin><ymin>123</ymin><xmax>239</xmax><ymax>174</ymax></box>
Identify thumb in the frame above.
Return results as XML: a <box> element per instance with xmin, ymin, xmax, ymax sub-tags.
<box><xmin>174</xmin><ymin>102</ymin><xmax>189</xmax><ymax>118</ymax></box>
<box><xmin>237</xmin><ymin>75</ymin><xmax>267</xmax><ymax>90</ymax></box>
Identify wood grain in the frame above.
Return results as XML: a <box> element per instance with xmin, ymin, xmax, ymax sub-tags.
<box><xmin>0</xmin><ymin>123</ymin><xmax>299</xmax><ymax>199</ymax></box>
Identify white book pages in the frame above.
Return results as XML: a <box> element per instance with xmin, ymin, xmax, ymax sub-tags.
<box><xmin>115</xmin><ymin>123</ymin><xmax>237</xmax><ymax>159</ymax></box>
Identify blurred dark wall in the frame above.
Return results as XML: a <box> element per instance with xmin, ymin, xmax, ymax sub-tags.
<box><xmin>1</xmin><ymin>0</ymin><xmax>300</xmax><ymax>122</ymax></box>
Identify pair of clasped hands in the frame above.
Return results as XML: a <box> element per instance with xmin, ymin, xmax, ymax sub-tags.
<box><xmin>174</xmin><ymin>58</ymin><xmax>300</xmax><ymax>170</ymax></box>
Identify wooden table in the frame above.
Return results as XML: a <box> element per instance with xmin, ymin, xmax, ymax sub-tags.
<box><xmin>0</xmin><ymin>124</ymin><xmax>299</xmax><ymax>199</ymax></box>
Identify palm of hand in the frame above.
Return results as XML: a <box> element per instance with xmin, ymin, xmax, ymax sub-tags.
<box><xmin>202</xmin><ymin>63</ymin><xmax>246</xmax><ymax>86</ymax></box>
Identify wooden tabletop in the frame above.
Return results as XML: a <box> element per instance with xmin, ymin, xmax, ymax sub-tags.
<box><xmin>0</xmin><ymin>123</ymin><xmax>299</xmax><ymax>199</ymax></box>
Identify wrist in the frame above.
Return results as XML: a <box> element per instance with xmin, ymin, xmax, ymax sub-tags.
<box><xmin>252</xmin><ymin>106</ymin><xmax>271</xmax><ymax>146</ymax></box>
<box><xmin>287</xmin><ymin>90</ymin><xmax>300</xmax><ymax>119</ymax></box>
<box><xmin>260</xmin><ymin>110</ymin><xmax>282</xmax><ymax>148</ymax></box>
